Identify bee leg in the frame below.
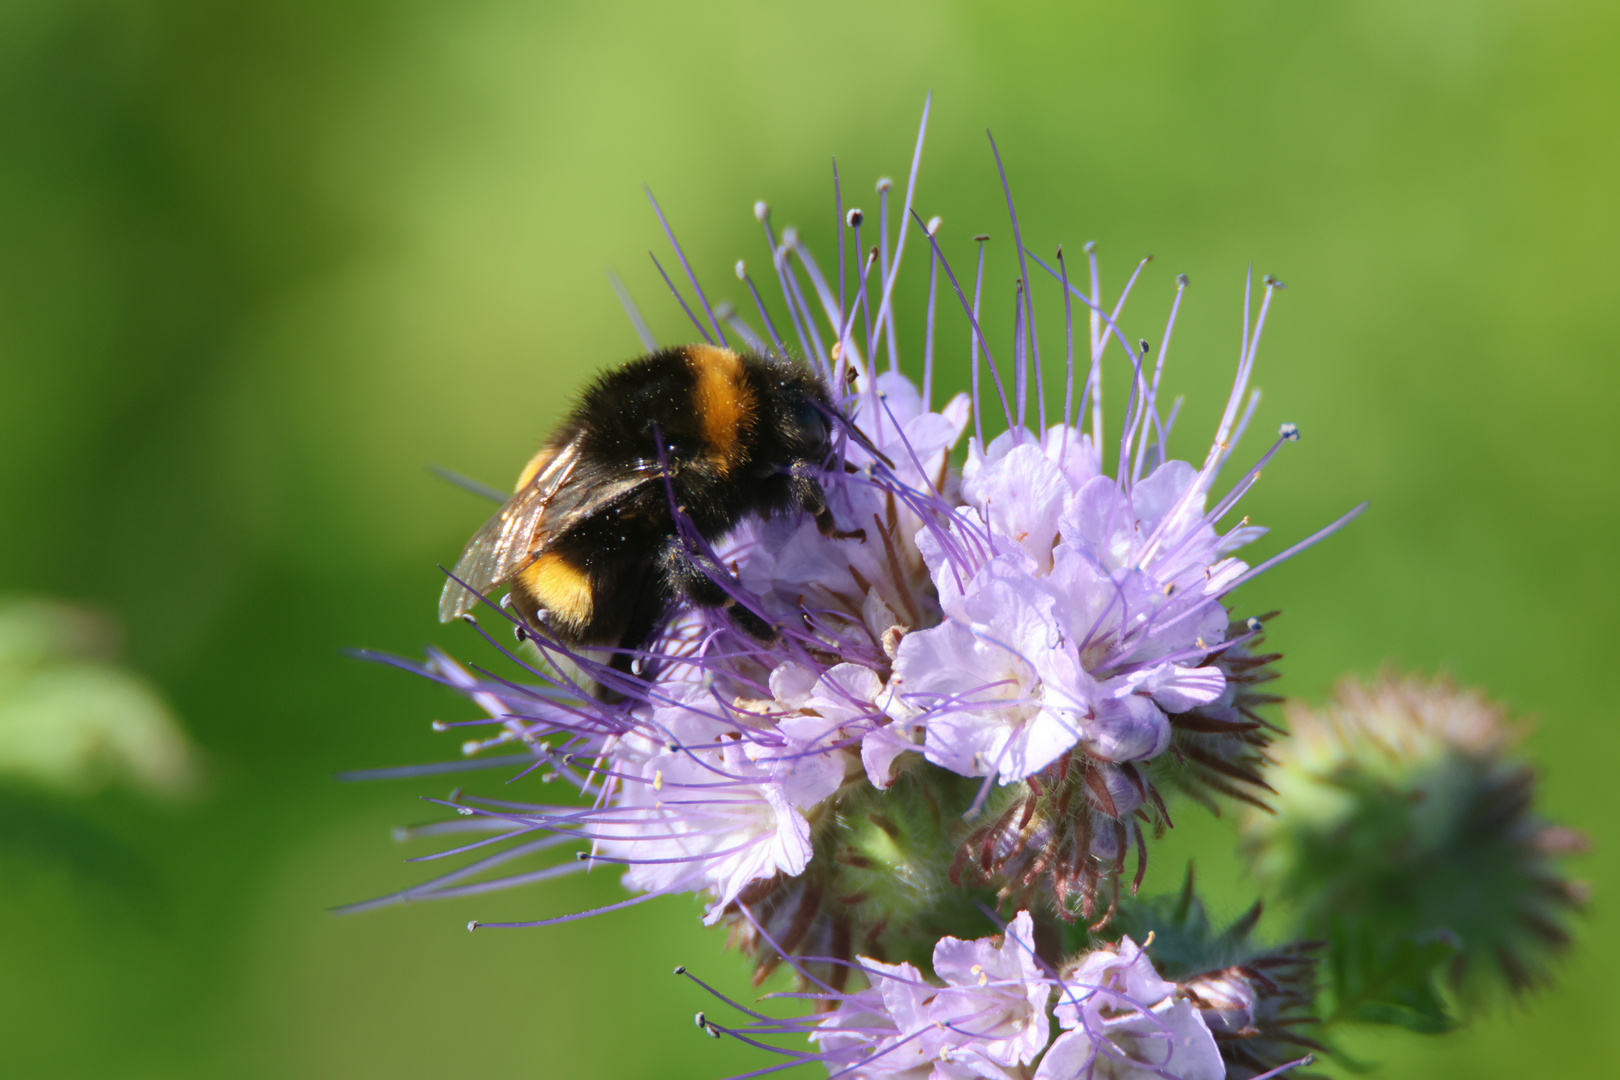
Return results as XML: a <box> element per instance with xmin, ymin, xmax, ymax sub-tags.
<box><xmin>656</xmin><ymin>536</ymin><xmax>779</xmax><ymax>642</ymax></box>
<box><xmin>790</xmin><ymin>462</ymin><xmax>866</xmax><ymax>542</ymax></box>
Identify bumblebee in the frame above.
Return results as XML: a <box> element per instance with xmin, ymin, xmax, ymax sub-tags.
<box><xmin>439</xmin><ymin>343</ymin><xmax>862</xmax><ymax>687</ymax></box>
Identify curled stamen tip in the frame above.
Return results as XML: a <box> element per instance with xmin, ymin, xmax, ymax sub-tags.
<box><xmin>846</xmin><ymin>208</ymin><xmax>864</xmax><ymax>227</ymax></box>
<box><xmin>972</xmin><ymin>233</ymin><xmax>990</xmax><ymax>243</ymax></box>
<box><xmin>733</xmin><ymin>260</ymin><xmax>746</xmax><ymax>279</ymax></box>
<box><xmin>1279</xmin><ymin>422</ymin><xmax>1300</xmax><ymax>442</ymax></box>
<box><xmin>1083</xmin><ymin>240</ymin><xmax>1096</xmax><ymax>253</ymax></box>
<box><xmin>1177</xmin><ymin>272</ymin><xmax>1189</xmax><ymax>287</ymax></box>
<box><xmin>876</xmin><ymin>176</ymin><xmax>893</xmax><ymax>193</ymax></box>
<box><xmin>926</xmin><ymin>215</ymin><xmax>942</xmax><ymax>236</ymax></box>
<box><xmin>752</xmin><ymin>200</ymin><xmax>769</xmax><ymax>222</ymax></box>
<box><xmin>466</xmin><ymin>920</ymin><xmax>480</xmax><ymax>932</ymax></box>
<box><xmin>673</xmin><ymin>964</ymin><xmax>687</xmax><ymax>975</ymax></box>
<box><xmin>1246</xmin><ymin>617</ymin><xmax>1264</xmax><ymax>633</ymax></box>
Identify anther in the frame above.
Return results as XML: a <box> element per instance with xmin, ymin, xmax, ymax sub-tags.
<box><xmin>1083</xmin><ymin>240</ymin><xmax>1096</xmax><ymax>254</ymax></box>
<box><xmin>734</xmin><ymin>260</ymin><xmax>746</xmax><ymax>279</ymax></box>
<box><xmin>1139</xmin><ymin>338</ymin><xmax>1151</xmax><ymax>355</ymax></box>
<box><xmin>1177</xmin><ymin>272</ymin><xmax>1189</xmax><ymax>287</ymax></box>
<box><xmin>514</xmin><ymin>625</ymin><xmax>527</xmax><ymax>643</ymax></box>
<box><xmin>781</xmin><ymin>226</ymin><xmax>799</xmax><ymax>247</ymax></box>
<box><xmin>752</xmin><ymin>200</ymin><xmax>769</xmax><ymax>222</ymax></box>
<box><xmin>1055</xmin><ymin>243</ymin><xmax>1063</xmax><ymax>259</ymax></box>
<box><xmin>459</xmin><ymin>613</ymin><xmax>477</xmax><ymax>625</ymax></box>
<box><xmin>431</xmin><ymin>720</ymin><xmax>448</xmax><ymax>732</ymax></box>
<box><xmin>972</xmin><ymin>233</ymin><xmax>990</xmax><ymax>243</ymax></box>
<box><xmin>1246</xmin><ymin>617</ymin><xmax>1264</xmax><ymax>633</ymax></box>
<box><xmin>926</xmin><ymin>215</ymin><xmax>942</xmax><ymax>236</ymax></box>
<box><xmin>575</xmin><ymin>851</ymin><xmax>590</xmax><ymax>861</ymax></box>
<box><xmin>1162</xmin><ymin>582</ymin><xmax>1176</xmax><ymax>596</ymax></box>
<box><xmin>845</xmin><ymin>208</ymin><xmax>864</xmax><ymax>227</ymax></box>
<box><xmin>1279</xmin><ymin>422</ymin><xmax>1300</xmax><ymax>442</ymax></box>
<box><xmin>673</xmin><ymin>964</ymin><xmax>687</xmax><ymax>975</ymax></box>
<box><xmin>876</xmin><ymin>177</ymin><xmax>892</xmax><ymax>193</ymax></box>
<box><xmin>461</xmin><ymin>740</ymin><xmax>479</xmax><ymax>756</ymax></box>
<box><xmin>467</xmin><ymin>920</ymin><xmax>480</xmax><ymax>932</ymax></box>
<box><xmin>457</xmin><ymin>806</ymin><xmax>475</xmax><ymax>816</ymax></box>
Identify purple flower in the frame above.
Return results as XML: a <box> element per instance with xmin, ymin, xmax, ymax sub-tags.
<box><xmin>1036</xmin><ymin>937</ymin><xmax>1224</xmax><ymax>1080</ymax></box>
<box><xmin>807</xmin><ymin>912</ymin><xmax>1051</xmax><ymax>1078</ymax></box>
<box><xmin>357</xmin><ymin>100</ymin><xmax>1362</xmax><ymax>995</ymax></box>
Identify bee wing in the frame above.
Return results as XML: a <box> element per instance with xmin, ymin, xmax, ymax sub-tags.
<box><xmin>437</xmin><ymin>441</ymin><xmax>668</xmax><ymax>622</ymax></box>
<box><xmin>437</xmin><ymin>441</ymin><xmax>585</xmax><ymax>621</ymax></box>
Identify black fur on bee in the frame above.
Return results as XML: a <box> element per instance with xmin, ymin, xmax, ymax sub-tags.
<box><xmin>440</xmin><ymin>344</ymin><xmax>863</xmax><ymax>696</ymax></box>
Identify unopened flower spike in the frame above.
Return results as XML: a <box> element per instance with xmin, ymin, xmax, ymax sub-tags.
<box><xmin>1243</xmin><ymin>672</ymin><xmax>1587</xmax><ymax>1012</ymax></box>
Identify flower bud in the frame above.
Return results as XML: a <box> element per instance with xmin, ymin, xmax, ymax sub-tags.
<box><xmin>1243</xmin><ymin>673</ymin><xmax>1586</xmax><ymax>1003</ymax></box>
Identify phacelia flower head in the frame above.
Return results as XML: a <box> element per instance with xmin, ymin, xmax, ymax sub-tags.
<box><xmin>351</xmin><ymin>101</ymin><xmax>1363</xmax><ymax>1012</ymax></box>
<box><xmin>686</xmin><ymin>911</ymin><xmax>1274</xmax><ymax>1080</ymax></box>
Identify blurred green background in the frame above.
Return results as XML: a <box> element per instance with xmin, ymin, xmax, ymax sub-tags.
<box><xmin>1</xmin><ymin>0</ymin><xmax>1615</xmax><ymax>1076</ymax></box>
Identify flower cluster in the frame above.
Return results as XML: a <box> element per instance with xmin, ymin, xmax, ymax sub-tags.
<box><xmin>696</xmin><ymin>910</ymin><xmax>1312</xmax><ymax>1079</ymax></box>
<box><xmin>349</xmin><ymin>103</ymin><xmax>1577</xmax><ymax>1079</ymax></box>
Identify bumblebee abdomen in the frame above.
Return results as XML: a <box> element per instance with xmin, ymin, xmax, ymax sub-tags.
<box><xmin>513</xmin><ymin>550</ymin><xmax>596</xmax><ymax>635</ymax></box>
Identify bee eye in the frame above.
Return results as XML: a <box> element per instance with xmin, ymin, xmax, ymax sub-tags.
<box><xmin>791</xmin><ymin>400</ymin><xmax>829</xmax><ymax>456</ymax></box>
